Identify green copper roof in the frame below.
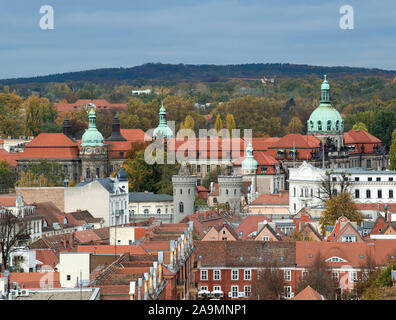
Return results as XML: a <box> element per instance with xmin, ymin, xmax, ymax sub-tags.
<box><xmin>307</xmin><ymin>75</ymin><xmax>344</xmax><ymax>134</ymax></box>
<box><xmin>153</xmin><ymin>103</ymin><xmax>173</xmax><ymax>139</ymax></box>
<box><xmin>242</xmin><ymin>143</ymin><xmax>258</xmax><ymax>171</ymax></box>
<box><xmin>81</xmin><ymin>107</ymin><xmax>104</xmax><ymax>146</ymax></box>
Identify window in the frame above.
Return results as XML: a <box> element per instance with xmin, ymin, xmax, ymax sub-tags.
<box><xmin>284</xmin><ymin>269</ymin><xmax>291</xmax><ymax>281</ymax></box>
<box><xmin>376</xmin><ymin>177</ymin><xmax>381</xmax><ymax>182</ymax></box>
<box><xmin>144</xmin><ymin>209</ymin><xmax>149</xmax><ymax>215</ymax></box>
<box><xmin>342</xmin><ymin>235</ymin><xmax>356</xmax><ymax>242</ymax></box>
<box><xmin>200</xmin><ymin>285</ymin><xmax>208</xmax><ymax>291</ymax></box>
<box><xmin>293</xmin><ymin>188</ymin><xmax>296</xmax><ymax>197</ymax></box>
<box><xmin>332</xmin><ymin>271</ymin><xmax>339</xmax><ymax>282</ymax></box>
<box><xmin>367</xmin><ymin>160</ymin><xmax>371</xmax><ymax>168</ymax></box>
<box><xmin>366</xmin><ymin>189</ymin><xmax>371</xmax><ymax>198</ymax></box>
<box><xmin>368</xmin><ymin>177</ymin><xmax>372</xmax><ymax>181</ymax></box>
<box><xmin>197</xmin><ymin>165</ymin><xmax>201</xmax><ymax>173</ymax></box>
<box><xmin>157</xmin><ymin>208</ymin><xmax>161</xmax><ymax>214</ymax></box>
<box><xmin>244</xmin><ymin>285</ymin><xmax>251</xmax><ymax>297</ymax></box>
<box><xmin>231</xmin><ymin>286</ymin><xmax>239</xmax><ymax>298</ymax></box>
<box><xmin>355</xmin><ymin>177</ymin><xmax>360</xmax><ymax>181</ymax></box>
<box><xmin>378</xmin><ymin>189</ymin><xmax>382</xmax><ymax>199</ymax></box>
<box><xmin>179</xmin><ymin>202</ymin><xmax>184</xmax><ymax>213</ymax></box>
<box><xmin>284</xmin><ymin>286</ymin><xmax>292</xmax><ymax>299</ymax></box>
<box><xmin>355</xmin><ymin>189</ymin><xmax>360</xmax><ymax>199</ymax></box>
<box><xmin>350</xmin><ymin>271</ymin><xmax>358</xmax><ymax>282</ymax></box>
<box><xmin>67</xmin><ymin>275</ymin><xmax>71</xmax><ymax>281</ymax></box>
<box><xmin>180</xmin><ymin>189</ymin><xmax>183</xmax><ymax>195</ymax></box>
<box><xmin>96</xmin><ymin>167</ymin><xmax>100</xmax><ymax>177</ymax></box>
<box><xmin>302</xmin><ymin>271</ymin><xmax>308</xmax><ymax>280</ymax></box>
<box><xmin>326</xmin><ymin>256</ymin><xmax>347</xmax><ymax>262</ymax></box>
<box><xmin>231</xmin><ymin>269</ymin><xmax>239</xmax><ymax>280</ymax></box>
<box><xmin>207</xmin><ymin>165</ymin><xmax>210</xmax><ymax>173</ymax></box>
<box><xmin>390</xmin><ymin>190</ymin><xmax>394</xmax><ymax>199</ymax></box>
<box><xmin>318</xmin><ymin>121</ymin><xmax>322</xmax><ymax>131</ymax></box>
<box><xmin>200</xmin><ymin>270</ymin><xmax>208</xmax><ymax>281</ymax></box>
<box><xmin>213</xmin><ymin>269</ymin><xmax>221</xmax><ymax>281</ymax></box>
<box><xmin>226</xmin><ymin>189</ymin><xmax>229</xmax><ymax>195</ymax></box>
<box><xmin>244</xmin><ymin>269</ymin><xmax>251</xmax><ymax>281</ymax></box>
<box><xmin>188</xmin><ymin>188</ymin><xmax>190</xmax><ymax>195</ymax></box>
<box><xmin>263</xmin><ymin>236</ymin><xmax>270</xmax><ymax>241</ymax></box>
<box><xmin>213</xmin><ymin>285</ymin><xmax>221</xmax><ymax>291</ymax></box>
<box><xmin>86</xmin><ymin>168</ymin><xmax>90</xmax><ymax>179</ymax></box>
<box><xmin>389</xmin><ymin>177</ymin><xmax>394</xmax><ymax>182</ymax></box>
<box><xmin>327</xmin><ymin>120</ymin><xmax>331</xmax><ymax>131</ymax></box>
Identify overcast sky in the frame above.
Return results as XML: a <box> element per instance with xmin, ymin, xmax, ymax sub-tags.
<box><xmin>1</xmin><ymin>0</ymin><xmax>395</xmax><ymax>78</ymax></box>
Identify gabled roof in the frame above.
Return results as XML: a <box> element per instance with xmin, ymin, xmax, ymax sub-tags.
<box><xmin>35</xmin><ymin>249</ymin><xmax>59</xmax><ymax>268</ymax></box>
<box><xmin>293</xmin><ymin>286</ymin><xmax>326</xmax><ymax>300</ymax></box>
<box><xmin>254</xmin><ymin>222</ymin><xmax>281</xmax><ymax>241</ymax></box>
<box><xmin>300</xmin><ymin>223</ymin><xmax>322</xmax><ymax>241</ymax></box>
<box><xmin>235</xmin><ymin>215</ymin><xmax>271</xmax><ymax>240</ymax></box>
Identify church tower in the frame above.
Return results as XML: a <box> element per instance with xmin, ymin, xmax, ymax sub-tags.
<box><xmin>153</xmin><ymin>103</ymin><xmax>174</xmax><ymax>140</ymax></box>
<box><xmin>172</xmin><ymin>163</ymin><xmax>197</xmax><ymax>223</ymax></box>
<box><xmin>80</xmin><ymin>105</ymin><xmax>108</xmax><ymax>179</ymax></box>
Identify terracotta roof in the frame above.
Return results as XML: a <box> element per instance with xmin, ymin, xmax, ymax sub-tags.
<box><xmin>34</xmin><ymin>249</ymin><xmax>59</xmax><ymax>268</ymax></box>
<box><xmin>250</xmin><ymin>137</ymin><xmax>280</xmax><ymax>151</ymax></box>
<box><xmin>33</xmin><ymin>202</ymin><xmax>64</xmax><ymax>226</ymax></box>
<box><xmin>120</xmin><ymin>129</ymin><xmax>149</xmax><ymax>141</ymax></box>
<box><xmin>236</xmin><ymin>215</ymin><xmax>271</xmax><ymax>240</ymax></box>
<box><xmin>1</xmin><ymin>272</ymin><xmax>61</xmax><ymax>289</ymax></box>
<box><xmin>208</xmin><ymin>183</ymin><xmax>219</xmax><ymax>197</ymax></box>
<box><xmin>356</xmin><ymin>203</ymin><xmax>396</xmax><ymax>213</ymax></box>
<box><xmin>268</xmin><ymin>134</ymin><xmax>320</xmax><ymax>149</ymax></box>
<box><xmin>0</xmin><ymin>194</ymin><xmax>16</xmax><ymax>207</ymax></box>
<box><xmin>344</xmin><ymin>129</ymin><xmax>382</xmax><ymax>144</ymax></box>
<box><xmin>250</xmin><ymin>190</ymin><xmax>289</xmax><ymax>206</ymax></box>
<box><xmin>26</xmin><ymin>133</ymin><xmax>77</xmax><ymax>148</ymax></box>
<box><xmin>55</xmin><ymin>99</ymin><xmax>126</xmax><ymax>113</ymax></box>
<box><xmin>73</xmin><ymin>230</ymin><xmax>101</xmax><ymax>243</ymax></box>
<box><xmin>75</xmin><ymin>244</ymin><xmax>147</xmax><ymax>255</ymax></box>
<box><xmin>293</xmin><ymin>286</ymin><xmax>326</xmax><ymax>300</ymax></box>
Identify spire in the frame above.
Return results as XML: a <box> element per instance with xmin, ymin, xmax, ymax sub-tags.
<box><xmin>81</xmin><ymin>104</ymin><xmax>104</xmax><ymax>146</ymax></box>
<box><xmin>106</xmin><ymin>114</ymin><xmax>127</xmax><ymax>141</ymax></box>
<box><xmin>62</xmin><ymin>114</ymin><xmax>72</xmax><ymax>138</ymax></box>
<box><xmin>320</xmin><ymin>74</ymin><xmax>330</xmax><ymax>104</ymax></box>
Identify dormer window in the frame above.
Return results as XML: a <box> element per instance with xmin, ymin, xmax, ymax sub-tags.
<box><xmin>327</xmin><ymin>120</ymin><xmax>331</xmax><ymax>131</ymax></box>
<box><xmin>325</xmin><ymin>256</ymin><xmax>347</xmax><ymax>262</ymax></box>
<box><xmin>277</xmin><ymin>150</ymin><xmax>284</xmax><ymax>157</ymax></box>
<box><xmin>318</xmin><ymin>121</ymin><xmax>322</xmax><ymax>131</ymax></box>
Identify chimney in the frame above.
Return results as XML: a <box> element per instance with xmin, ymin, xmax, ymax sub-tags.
<box><xmin>158</xmin><ymin>251</ymin><xmax>163</xmax><ymax>284</ymax></box>
<box><xmin>62</xmin><ymin>114</ymin><xmax>72</xmax><ymax>139</ymax></box>
<box><xmin>153</xmin><ymin>262</ymin><xmax>158</xmax><ymax>290</ymax></box>
<box><xmin>169</xmin><ymin>240</ymin><xmax>175</xmax><ymax>270</ymax></box>
<box><xmin>129</xmin><ymin>281</ymin><xmax>136</xmax><ymax>300</ymax></box>
<box><xmin>149</xmin><ymin>267</ymin><xmax>154</xmax><ymax>294</ymax></box>
<box><xmin>137</xmin><ymin>278</ymin><xmax>142</xmax><ymax>300</ymax></box>
<box><xmin>143</xmin><ymin>273</ymin><xmax>149</xmax><ymax>300</ymax></box>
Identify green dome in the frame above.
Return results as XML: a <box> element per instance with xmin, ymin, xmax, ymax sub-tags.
<box><xmin>307</xmin><ymin>75</ymin><xmax>344</xmax><ymax>134</ymax></box>
<box><xmin>242</xmin><ymin>143</ymin><xmax>258</xmax><ymax>171</ymax></box>
<box><xmin>153</xmin><ymin>103</ymin><xmax>173</xmax><ymax>139</ymax></box>
<box><xmin>81</xmin><ymin>107</ymin><xmax>104</xmax><ymax>146</ymax></box>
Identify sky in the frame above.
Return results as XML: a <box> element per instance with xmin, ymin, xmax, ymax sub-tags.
<box><xmin>0</xmin><ymin>0</ymin><xmax>396</xmax><ymax>79</ymax></box>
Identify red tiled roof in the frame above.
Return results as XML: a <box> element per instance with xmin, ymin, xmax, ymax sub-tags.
<box><xmin>344</xmin><ymin>129</ymin><xmax>381</xmax><ymax>144</ymax></box>
<box><xmin>1</xmin><ymin>272</ymin><xmax>61</xmax><ymax>289</ymax></box>
<box><xmin>268</xmin><ymin>134</ymin><xmax>320</xmax><ymax>149</ymax></box>
<box><xmin>75</xmin><ymin>244</ymin><xmax>147</xmax><ymax>255</ymax></box>
<box><xmin>356</xmin><ymin>203</ymin><xmax>396</xmax><ymax>213</ymax></box>
<box><xmin>0</xmin><ymin>194</ymin><xmax>16</xmax><ymax>207</ymax></box>
<box><xmin>73</xmin><ymin>230</ymin><xmax>101</xmax><ymax>243</ymax></box>
<box><xmin>120</xmin><ymin>129</ymin><xmax>149</xmax><ymax>141</ymax></box>
<box><xmin>35</xmin><ymin>249</ymin><xmax>59</xmax><ymax>268</ymax></box>
<box><xmin>293</xmin><ymin>286</ymin><xmax>326</xmax><ymax>300</ymax></box>
<box><xmin>250</xmin><ymin>137</ymin><xmax>280</xmax><ymax>151</ymax></box>
<box><xmin>55</xmin><ymin>99</ymin><xmax>126</xmax><ymax>113</ymax></box>
<box><xmin>250</xmin><ymin>190</ymin><xmax>289</xmax><ymax>206</ymax></box>
<box><xmin>235</xmin><ymin>215</ymin><xmax>271</xmax><ymax>240</ymax></box>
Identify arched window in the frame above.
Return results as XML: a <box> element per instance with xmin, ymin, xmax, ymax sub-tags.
<box><xmin>226</xmin><ymin>189</ymin><xmax>229</xmax><ymax>195</ymax></box>
<box><xmin>157</xmin><ymin>208</ymin><xmax>161</xmax><ymax>214</ymax></box>
<box><xmin>188</xmin><ymin>189</ymin><xmax>190</xmax><ymax>195</ymax></box>
<box><xmin>327</xmin><ymin>120</ymin><xmax>331</xmax><ymax>131</ymax></box>
<box><xmin>180</xmin><ymin>189</ymin><xmax>183</xmax><ymax>195</ymax></box>
<box><xmin>318</xmin><ymin>121</ymin><xmax>322</xmax><ymax>131</ymax></box>
<box><xmin>234</xmin><ymin>189</ymin><xmax>236</xmax><ymax>195</ymax></box>
<box><xmin>144</xmin><ymin>209</ymin><xmax>149</xmax><ymax>215</ymax></box>
<box><xmin>179</xmin><ymin>202</ymin><xmax>184</xmax><ymax>213</ymax></box>
<box><xmin>309</xmin><ymin>121</ymin><xmax>314</xmax><ymax>130</ymax></box>
<box><xmin>293</xmin><ymin>188</ymin><xmax>296</xmax><ymax>197</ymax></box>
<box><xmin>336</xmin><ymin>120</ymin><xmax>339</xmax><ymax>131</ymax></box>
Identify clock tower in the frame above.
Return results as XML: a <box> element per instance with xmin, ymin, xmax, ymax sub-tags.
<box><xmin>80</xmin><ymin>104</ymin><xmax>108</xmax><ymax>179</ymax></box>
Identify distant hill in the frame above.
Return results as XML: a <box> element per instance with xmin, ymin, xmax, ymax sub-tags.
<box><xmin>1</xmin><ymin>63</ymin><xmax>395</xmax><ymax>85</ymax></box>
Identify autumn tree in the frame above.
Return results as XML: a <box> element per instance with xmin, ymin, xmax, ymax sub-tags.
<box><xmin>180</xmin><ymin>114</ymin><xmax>195</xmax><ymax>130</ymax></box>
<box><xmin>389</xmin><ymin>128</ymin><xmax>396</xmax><ymax>170</ymax></box>
<box><xmin>214</xmin><ymin>114</ymin><xmax>223</xmax><ymax>132</ymax></box>
<box><xmin>24</xmin><ymin>95</ymin><xmax>57</xmax><ymax>136</ymax></box>
<box><xmin>286</xmin><ymin>116</ymin><xmax>303</xmax><ymax>134</ymax></box>
<box><xmin>251</xmin><ymin>256</ymin><xmax>285</xmax><ymax>300</ymax></box>
<box><xmin>352</xmin><ymin>122</ymin><xmax>368</xmax><ymax>132</ymax></box>
<box><xmin>225</xmin><ymin>114</ymin><xmax>236</xmax><ymax>137</ymax></box>
<box><xmin>316</xmin><ymin>170</ymin><xmax>351</xmax><ymax>201</ymax></box>
<box><xmin>0</xmin><ymin>90</ymin><xmax>24</xmax><ymax>138</ymax></box>
<box><xmin>0</xmin><ymin>161</ymin><xmax>17</xmax><ymax>194</ymax></box>
<box><xmin>319</xmin><ymin>192</ymin><xmax>363</xmax><ymax>233</ymax></box>
<box><xmin>296</xmin><ymin>251</ymin><xmax>337</xmax><ymax>300</ymax></box>
<box><xmin>16</xmin><ymin>160</ymin><xmax>66</xmax><ymax>187</ymax></box>
<box><xmin>0</xmin><ymin>209</ymin><xmax>31</xmax><ymax>271</ymax></box>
